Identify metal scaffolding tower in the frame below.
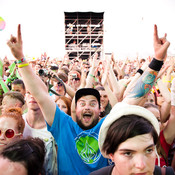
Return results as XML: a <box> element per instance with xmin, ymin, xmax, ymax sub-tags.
<box><xmin>64</xmin><ymin>12</ymin><xmax>104</xmax><ymax>60</ymax></box>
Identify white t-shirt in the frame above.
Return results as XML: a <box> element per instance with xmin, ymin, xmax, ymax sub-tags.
<box><xmin>23</xmin><ymin>114</ymin><xmax>58</xmax><ymax>175</ymax></box>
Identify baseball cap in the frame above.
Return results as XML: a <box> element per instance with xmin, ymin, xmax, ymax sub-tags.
<box><xmin>98</xmin><ymin>102</ymin><xmax>160</xmax><ymax>158</ymax></box>
<box><xmin>75</xmin><ymin>88</ymin><xmax>101</xmax><ymax>107</ymax></box>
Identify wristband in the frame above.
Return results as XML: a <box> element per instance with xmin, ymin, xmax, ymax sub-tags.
<box><xmin>89</xmin><ymin>74</ymin><xmax>98</xmax><ymax>82</ymax></box>
<box><xmin>17</xmin><ymin>57</ymin><xmax>26</xmax><ymax>64</ymax></box>
<box><xmin>89</xmin><ymin>74</ymin><xmax>95</xmax><ymax>78</ymax></box>
<box><xmin>123</xmin><ymin>84</ymin><xmax>127</xmax><ymax>88</ymax></box>
<box><xmin>156</xmin><ymin>78</ymin><xmax>161</xmax><ymax>83</ymax></box>
<box><xmin>148</xmin><ymin>58</ymin><xmax>163</xmax><ymax>71</ymax></box>
<box><xmin>137</xmin><ymin>68</ymin><xmax>144</xmax><ymax>75</ymax></box>
<box><xmin>18</xmin><ymin>63</ymin><xmax>29</xmax><ymax>68</ymax></box>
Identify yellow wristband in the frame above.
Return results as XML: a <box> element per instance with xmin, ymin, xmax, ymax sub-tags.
<box><xmin>18</xmin><ymin>63</ymin><xmax>29</xmax><ymax>68</ymax></box>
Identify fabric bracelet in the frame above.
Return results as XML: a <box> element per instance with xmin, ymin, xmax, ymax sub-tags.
<box><xmin>18</xmin><ymin>63</ymin><xmax>29</xmax><ymax>68</ymax></box>
<box><xmin>156</xmin><ymin>78</ymin><xmax>161</xmax><ymax>83</ymax></box>
<box><xmin>89</xmin><ymin>74</ymin><xmax>95</xmax><ymax>78</ymax></box>
<box><xmin>89</xmin><ymin>74</ymin><xmax>98</xmax><ymax>82</ymax></box>
<box><xmin>148</xmin><ymin>58</ymin><xmax>163</xmax><ymax>71</ymax></box>
<box><xmin>17</xmin><ymin>57</ymin><xmax>26</xmax><ymax>64</ymax></box>
<box><xmin>137</xmin><ymin>68</ymin><xmax>144</xmax><ymax>75</ymax></box>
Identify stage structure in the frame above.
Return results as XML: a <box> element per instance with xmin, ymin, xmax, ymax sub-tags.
<box><xmin>64</xmin><ymin>12</ymin><xmax>104</xmax><ymax>60</ymax></box>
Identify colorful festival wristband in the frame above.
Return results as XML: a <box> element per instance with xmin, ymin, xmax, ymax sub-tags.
<box><xmin>17</xmin><ymin>57</ymin><xmax>26</xmax><ymax>64</ymax></box>
<box><xmin>18</xmin><ymin>63</ymin><xmax>29</xmax><ymax>68</ymax></box>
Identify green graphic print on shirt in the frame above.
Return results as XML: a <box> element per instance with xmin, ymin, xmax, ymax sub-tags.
<box><xmin>75</xmin><ymin>132</ymin><xmax>101</xmax><ymax>164</ymax></box>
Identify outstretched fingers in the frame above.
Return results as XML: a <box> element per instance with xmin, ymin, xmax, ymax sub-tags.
<box><xmin>153</xmin><ymin>24</ymin><xmax>159</xmax><ymax>44</ymax></box>
<box><xmin>17</xmin><ymin>24</ymin><xmax>22</xmax><ymax>44</ymax></box>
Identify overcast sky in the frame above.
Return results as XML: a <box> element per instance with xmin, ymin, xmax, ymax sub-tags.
<box><xmin>0</xmin><ymin>0</ymin><xmax>175</xmax><ymax>60</ymax></box>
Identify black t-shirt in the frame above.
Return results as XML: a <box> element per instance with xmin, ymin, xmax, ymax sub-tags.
<box><xmin>89</xmin><ymin>165</ymin><xmax>174</xmax><ymax>175</ymax></box>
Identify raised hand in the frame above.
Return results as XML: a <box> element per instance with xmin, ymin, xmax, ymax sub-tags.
<box><xmin>7</xmin><ymin>24</ymin><xmax>24</xmax><ymax>60</ymax></box>
<box><xmin>154</xmin><ymin>24</ymin><xmax>170</xmax><ymax>61</ymax></box>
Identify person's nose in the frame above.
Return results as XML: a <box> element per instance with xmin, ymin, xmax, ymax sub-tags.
<box><xmin>84</xmin><ymin>103</ymin><xmax>91</xmax><ymax>110</ymax></box>
<box><xmin>134</xmin><ymin>155</ymin><xmax>146</xmax><ymax>170</ymax></box>
<box><xmin>0</xmin><ymin>132</ymin><xmax>6</xmax><ymax>140</ymax></box>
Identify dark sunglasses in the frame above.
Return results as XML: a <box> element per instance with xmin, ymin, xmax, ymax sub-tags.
<box><xmin>0</xmin><ymin>129</ymin><xmax>21</xmax><ymax>139</ymax></box>
<box><xmin>71</xmin><ymin>78</ymin><xmax>80</xmax><ymax>81</ymax></box>
<box><xmin>57</xmin><ymin>82</ymin><xmax>63</xmax><ymax>86</ymax></box>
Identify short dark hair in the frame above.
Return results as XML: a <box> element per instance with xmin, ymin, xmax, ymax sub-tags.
<box><xmin>102</xmin><ymin>114</ymin><xmax>158</xmax><ymax>155</ymax></box>
<box><xmin>0</xmin><ymin>137</ymin><xmax>46</xmax><ymax>175</ymax></box>
<box><xmin>12</xmin><ymin>79</ymin><xmax>25</xmax><ymax>90</ymax></box>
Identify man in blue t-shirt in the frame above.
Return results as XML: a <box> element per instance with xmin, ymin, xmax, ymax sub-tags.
<box><xmin>47</xmin><ymin>88</ymin><xmax>109</xmax><ymax>175</ymax></box>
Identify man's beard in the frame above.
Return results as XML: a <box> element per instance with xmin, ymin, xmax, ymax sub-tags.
<box><xmin>76</xmin><ymin>117</ymin><xmax>99</xmax><ymax>130</ymax></box>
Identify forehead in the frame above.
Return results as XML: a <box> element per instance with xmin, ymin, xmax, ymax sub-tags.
<box><xmin>99</xmin><ymin>90</ymin><xmax>107</xmax><ymax>96</ymax></box>
<box><xmin>77</xmin><ymin>95</ymin><xmax>98</xmax><ymax>103</ymax></box>
<box><xmin>0</xmin><ymin>117</ymin><xmax>18</xmax><ymax>129</ymax></box>
<box><xmin>57</xmin><ymin>98</ymin><xmax>66</xmax><ymax>105</ymax></box>
<box><xmin>12</xmin><ymin>84</ymin><xmax>23</xmax><ymax>90</ymax></box>
<box><xmin>2</xmin><ymin>95</ymin><xmax>16</xmax><ymax>103</ymax></box>
<box><xmin>117</xmin><ymin>133</ymin><xmax>154</xmax><ymax>151</ymax></box>
<box><xmin>0</xmin><ymin>157</ymin><xmax>27</xmax><ymax>175</ymax></box>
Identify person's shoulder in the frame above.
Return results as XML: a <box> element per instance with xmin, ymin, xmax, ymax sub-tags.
<box><xmin>89</xmin><ymin>165</ymin><xmax>114</xmax><ymax>175</ymax></box>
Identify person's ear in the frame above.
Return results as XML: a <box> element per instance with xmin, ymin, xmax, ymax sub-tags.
<box><xmin>109</xmin><ymin>153</ymin><xmax>114</xmax><ymax>162</ymax></box>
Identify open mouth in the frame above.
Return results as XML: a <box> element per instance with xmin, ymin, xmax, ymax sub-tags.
<box><xmin>83</xmin><ymin>113</ymin><xmax>92</xmax><ymax>123</ymax></box>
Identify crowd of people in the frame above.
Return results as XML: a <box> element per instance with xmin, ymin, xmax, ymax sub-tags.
<box><xmin>0</xmin><ymin>23</ymin><xmax>174</xmax><ymax>175</ymax></box>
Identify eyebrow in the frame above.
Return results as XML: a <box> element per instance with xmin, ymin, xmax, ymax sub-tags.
<box><xmin>78</xmin><ymin>99</ymin><xmax>97</xmax><ymax>103</ymax></box>
<box><xmin>118</xmin><ymin>144</ymin><xmax>155</xmax><ymax>152</ymax></box>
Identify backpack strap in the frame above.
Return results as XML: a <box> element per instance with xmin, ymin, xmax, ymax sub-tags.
<box><xmin>161</xmin><ymin>167</ymin><xmax>166</xmax><ymax>175</ymax></box>
<box><xmin>154</xmin><ymin>165</ymin><xmax>174</xmax><ymax>175</ymax></box>
<box><xmin>161</xmin><ymin>166</ymin><xmax>174</xmax><ymax>175</ymax></box>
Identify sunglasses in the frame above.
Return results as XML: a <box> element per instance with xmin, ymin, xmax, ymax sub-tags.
<box><xmin>71</xmin><ymin>78</ymin><xmax>80</xmax><ymax>81</ymax></box>
<box><xmin>0</xmin><ymin>129</ymin><xmax>21</xmax><ymax>139</ymax></box>
<box><xmin>57</xmin><ymin>82</ymin><xmax>63</xmax><ymax>86</ymax></box>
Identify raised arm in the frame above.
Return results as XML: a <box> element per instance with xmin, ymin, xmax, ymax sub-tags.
<box><xmin>163</xmin><ymin>78</ymin><xmax>175</xmax><ymax>144</ymax></box>
<box><xmin>7</xmin><ymin>24</ymin><xmax>56</xmax><ymax>126</ymax></box>
<box><xmin>85</xmin><ymin>53</ymin><xmax>98</xmax><ymax>88</ymax></box>
<box><xmin>101</xmin><ymin>57</ymin><xmax>118</xmax><ymax>107</ymax></box>
<box><xmin>123</xmin><ymin>25</ymin><xmax>170</xmax><ymax>105</ymax></box>
<box><xmin>156</xmin><ymin>78</ymin><xmax>171</xmax><ymax>123</ymax></box>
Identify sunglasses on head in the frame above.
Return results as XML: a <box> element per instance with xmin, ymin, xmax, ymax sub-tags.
<box><xmin>0</xmin><ymin>129</ymin><xmax>21</xmax><ymax>139</ymax></box>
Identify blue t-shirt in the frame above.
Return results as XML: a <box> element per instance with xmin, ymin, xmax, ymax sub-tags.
<box><xmin>47</xmin><ymin>105</ymin><xmax>109</xmax><ymax>175</ymax></box>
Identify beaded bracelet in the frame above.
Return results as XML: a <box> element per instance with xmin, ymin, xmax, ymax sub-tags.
<box><xmin>17</xmin><ymin>57</ymin><xmax>26</xmax><ymax>64</ymax></box>
<box><xmin>18</xmin><ymin>63</ymin><xmax>29</xmax><ymax>68</ymax></box>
